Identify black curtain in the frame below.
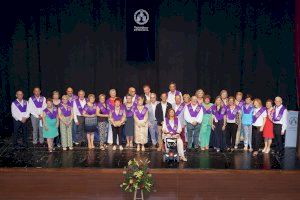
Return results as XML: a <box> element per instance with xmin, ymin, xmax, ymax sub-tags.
<box><xmin>0</xmin><ymin>0</ymin><xmax>296</xmax><ymax>134</ymax></box>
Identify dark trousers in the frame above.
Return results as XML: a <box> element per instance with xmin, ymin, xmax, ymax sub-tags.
<box><xmin>226</xmin><ymin>123</ymin><xmax>238</xmax><ymax>148</ymax></box>
<box><xmin>273</xmin><ymin>124</ymin><xmax>284</xmax><ymax>153</ymax></box>
<box><xmin>212</xmin><ymin>120</ymin><xmax>226</xmax><ymax>150</ymax></box>
<box><xmin>252</xmin><ymin>126</ymin><xmax>262</xmax><ymax>151</ymax></box>
<box><xmin>75</xmin><ymin>116</ymin><xmax>85</xmax><ymax>143</ymax></box>
<box><xmin>13</xmin><ymin>119</ymin><xmax>28</xmax><ymax>148</ymax></box>
<box><xmin>112</xmin><ymin>125</ymin><xmax>124</xmax><ymax>145</ymax></box>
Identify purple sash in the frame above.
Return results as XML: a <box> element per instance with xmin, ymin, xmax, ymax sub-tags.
<box><xmin>168</xmin><ymin>90</ymin><xmax>180</xmax><ymax>97</ymax></box>
<box><xmin>273</xmin><ymin>106</ymin><xmax>286</xmax><ymax>122</ymax></box>
<box><xmin>75</xmin><ymin>99</ymin><xmax>85</xmax><ymax>115</ymax></box>
<box><xmin>31</xmin><ymin>96</ymin><xmax>44</xmax><ymax>108</ymax></box>
<box><xmin>67</xmin><ymin>95</ymin><xmax>78</xmax><ymax>107</ymax></box>
<box><xmin>125</xmin><ymin>104</ymin><xmax>135</xmax><ymax>117</ymax></box>
<box><xmin>187</xmin><ymin>104</ymin><xmax>201</xmax><ymax>117</ymax></box>
<box><xmin>252</xmin><ymin>107</ymin><xmax>266</xmax><ymax>123</ymax></box>
<box><xmin>97</xmin><ymin>103</ymin><xmax>110</xmax><ymax>115</ymax></box>
<box><xmin>134</xmin><ymin>106</ymin><xmax>148</xmax><ymax>120</ymax></box>
<box><xmin>83</xmin><ymin>103</ymin><xmax>97</xmax><ymax>115</ymax></box>
<box><xmin>175</xmin><ymin>103</ymin><xmax>185</xmax><ymax>116</ymax></box>
<box><xmin>106</xmin><ymin>98</ymin><xmax>115</xmax><ymax>110</ymax></box>
<box><xmin>165</xmin><ymin>118</ymin><xmax>179</xmax><ymax>135</ymax></box>
<box><xmin>44</xmin><ymin>107</ymin><xmax>58</xmax><ymax>119</ymax></box>
<box><xmin>60</xmin><ymin>104</ymin><xmax>72</xmax><ymax>117</ymax></box>
<box><xmin>212</xmin><ymin>105</ymin><xmax>226</xmax><ymax>121</ymax></box>
<box><xmin>242</xmin><ymin>104</ymin><xmax>253</xmax><ymax>114</ymax></box>
<box><xmin>221</xmin><ymin>99</ymin><xmax>228</xmax><ymax>106</ymax></box>
<box><xmin>111</xmin><ymin>107</ymin><xmax>125</xmax><ymax>121</ymax></box>
<box><xmin>226</xmin><ymin>106</ymin><xmax>240</xmax><ymax>120</ymax></box>
<box><xmin>237</xmin><ymin>100</ymin><xmax>244</xmax><ymax>108</ymax></box>
<box><xmin>13</xmin><ymin>100</ymin><xmax>27</xmax><ymax>113</ymax></box>
<box><xmin>202</xmin><ymin>104</ymin><xmax>212</xmax><ymax>114</ymax></box>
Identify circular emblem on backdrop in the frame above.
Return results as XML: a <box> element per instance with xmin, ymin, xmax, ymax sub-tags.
<box><xmin>134</xmin><ymin>9</ymin><xmax>149</xmax><ymax>25</ymax></box>
<box><xmin>289</xmin><ymin>116</ymin><xmax>298</xmax><ymax>126</ymax></box>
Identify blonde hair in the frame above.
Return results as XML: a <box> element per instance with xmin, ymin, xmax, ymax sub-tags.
<box><xmin>99</xmin><ymin>94</ymin><xmax>106</xmax><ymax>98</ymax></box>
<box><xmin>253</xmin><ymin>98</ymin><xmax>262</xmax><ymax>106</ymax></box>
<box><xmin>61</xmin><ymin>95</ymin><xmax>69</xmax><ymax>100</ymax></box>
<box><xmin>88</xmin><ymin>94</ymin><xmax>95</xmax><ymax>100</ymax></box>
<box><xmin>183</xmin><ymin>93</ymin><xmax>190</xmax><ymax>99</ymax></box>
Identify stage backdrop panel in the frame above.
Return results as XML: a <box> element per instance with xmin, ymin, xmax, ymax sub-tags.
<box><xmin>0</xmin><ymin>0</ymin><xmax>297</xmax><ymax>134</ymax></box>
<box><xmin>285</xmin><ymin>111</ymin><xmax>299</xmax><ymax>148</ymax></box>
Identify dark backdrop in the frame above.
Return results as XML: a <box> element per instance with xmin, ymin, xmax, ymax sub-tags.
<box><xmin>0</xmin><ymin>0</ymin><xmax>297</xmax><ymax>134</ymax></box>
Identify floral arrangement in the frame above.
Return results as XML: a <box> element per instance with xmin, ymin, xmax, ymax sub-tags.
<box><xmin>120</xmin><ymin>158</ymin><xmax>153</xmax><ymax>193</ymax></box>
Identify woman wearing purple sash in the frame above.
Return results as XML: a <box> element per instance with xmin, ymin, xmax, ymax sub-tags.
<box><xmin>109</xmin><ymin>98</ymin><xmax>126</xmax><ymax>151</ymax></box>
<box><xmin>162</xmin><ymin>108</ymin><xmax>187</xmax><ymax>162</ymax></box>
<box><xmin>252</xmin><ymin>98</ymin><xmax>267</xmax><ymax>156</ymax></box>
<box><xmin>211</xmin><ymin>96</ymin><xmax>227</xmax><ymax>152</ymax></box>
<box><xmin>199</xmin><ymin>95</ymin><xmax>213</xmax><ymax>151</ymax></box>
<box><xmin>124</xmin><ymin>94</ymin><xmax>135</xmax><ymax>148</ymax></box>
<box><xmin>133</xmin><ymin>96</ymin><xmax>149</xmax><ymax>152</ymax></box>
<box><xmin>83</xmin><ymin>94</ymin><xmax>98</xmax><ymax>149</ymax></box>
<box><xmin>220</xmin><ymin>90</ymin><xmax>229</xmax><ymax>106</ymax></box>
<box><xmin>58</xmin><ymin>95</ymin><xmax>73</xmax><ymax>151</ymax></box>
<box><xmin>96</xmin><ymin>94</ymin><xmax>110</xmax><ymax>151</ymax></box>
<box><xmin>234</xmin><ymin>91</ymin><xmax>244</xmax><ymax>148</ymax></box>
<box><xmin>42</xmin><ymin>99</ymin><xmax>59</xmax><ymax>152</ymax></box>
<box><xmin>52</xmin><ymin>90</ymin><xmax>61</xmax><ymax>148</ymax></box>
<box><xmin>195</xmin><ymin>89</ymin><xmax>205</xmax><ymax>104</ymax></box>
<box><xmin>225</xmin><ymin>96</ymin><xmax>240</xmax><ymax>150</ymax></box>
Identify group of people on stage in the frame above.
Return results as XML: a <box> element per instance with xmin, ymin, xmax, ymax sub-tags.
<box><xmin>11</xmin><ymin>82</ymin><xmax>288</xmax><ymax>161</ymax></box>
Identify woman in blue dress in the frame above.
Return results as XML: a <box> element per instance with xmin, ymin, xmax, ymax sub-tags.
<box><xmin>42</xmin><ymin>98</ymin><xmax>59</xmax><ymax>153</ymax></box>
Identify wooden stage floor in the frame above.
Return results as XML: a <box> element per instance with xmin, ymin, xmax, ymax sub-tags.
<box><xmin>1</xmin><ymin>168</ymin><xmax>300</xmax><ymax>200</ymax></box>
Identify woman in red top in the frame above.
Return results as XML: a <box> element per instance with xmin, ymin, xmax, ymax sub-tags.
<box><xmin>262</xmin><ymin>99</ymin><xmax>274</xmax><ymax>154</ymax></box>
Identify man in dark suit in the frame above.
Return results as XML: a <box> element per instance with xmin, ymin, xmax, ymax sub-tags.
<box><xmin>155</xmin><ymin>93</ymin><xmax>172</xmax><ymax>151</ymax></box>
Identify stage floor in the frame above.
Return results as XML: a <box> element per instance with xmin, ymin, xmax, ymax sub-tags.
<box><xmin>1</xmin><ymin>139</ymin><xmax>300</xmax><ymax>169</ymax></box>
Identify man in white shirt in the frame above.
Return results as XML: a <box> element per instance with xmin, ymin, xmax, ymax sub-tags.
<box><xmin>167</xmin><ymin>82</ymin><xmax>183</xmax><ymax>104</ymax></box>
<box><xmin>11</xmin><ymin>90</ymin><xmax>30</xmax><ymax>148</ymax></box>
<box><xmin>184</xmin><ymin>96</ymin><xmax>203</xmax><ymax>150</ymax></box>
<box><xmin>155</xmin><ymin>93</ymin><xmax>172</xmax><ymax>151</ymax></box>
<box><xmin>123</xmin><ymin>87</ymin><xmax>138</xmax><ymax>105</ymax></box>
<box><xmin>146</xmin><ymin>93</ymin><xmax>159</xmax><ymax>148</ymax></box>
<box><xmin>273</xmin><ymin>96</ymin><xmax>288</xmax><ymax>155</ymax></box>
<box><xmin>73</xmin><ymin>90</ymin><xmax>87</xmax><ymax>145</ymax></box>
<box><xmin>28</xmin><ymin>87</ymin><xmax>46</xmax><ymax>145</ymax></box>
<box><xmin>143</xmin><ymin>84</ymin><xmax>151</xmax><ymax>104</ymax></box>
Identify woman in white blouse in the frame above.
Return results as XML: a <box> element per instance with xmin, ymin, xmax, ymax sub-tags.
<box><xmin>162</xmin><ymin>108</ymin><xmax>187</xmax><ymax>162</ymax></box>
<box><xmin>252</xmin><ymin>98</ymin><xmax>267</xmax><ymax>156</ymax></box>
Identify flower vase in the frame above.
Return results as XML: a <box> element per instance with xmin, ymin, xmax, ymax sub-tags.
<box><xmin>133</xmin><ymin>188</ymin><xmax>144</xmax><ymax>200</ymax></box>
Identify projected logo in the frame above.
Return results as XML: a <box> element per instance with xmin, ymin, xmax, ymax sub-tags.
<box><xmin>134</xmin><ymin>9</ymin><xmax>149</xmax><ymax>25</ymax></box>
<box><xmin>134</xmin><ymin>9</ymin><xmax>149</xmax><ymax>32</ymax></box>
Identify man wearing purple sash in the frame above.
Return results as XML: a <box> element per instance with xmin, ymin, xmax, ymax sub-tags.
<box><xmin>234</xmin><ymin>91</ymin><xmax>244</xmax><ymax>148</ymax></box>
<box><xmin>146</xmin><ymin>93</ymin><xmax>159</xmax><ymax>148</ymax></box>
<box><xmin>272</xmin><ymin>96</ymin><xmax>288</xmax><ymax>155</ymax></box>
<box><xmin>66</xmin><ymin>87</ymin><xmax>78</xmax><ymax>107</ymax></box>
<box><xmin>172</xmin><ymin>95</ymin><xmax>186</xmax><ymax>142</ymax></box>
<box><xmin>167</xmin><ymin>82</ymin><xmax>183</xmax><ymax>105</ymax></box>
<box><xmin>123</xmin><ymin>87</ymin><xmax>139</xmax><ymax>105</ymax></box>
<box><xmin>28</xmin><ymin>87</ymin><xmax>46</xmax><ymax>145</ymax></box>
<box><xmin>73</xmin><ymin>90</ymin><xmax>87</xmax><ymax>145</ymax></box>
<box><xmin>66</xmin><ymin>87</ymin><xmax>78</xmax><ymax>145</ymax></box>
<box><xmin>11</xmin><ymin>90</ymin><xmax>30</xmax><ymax>149</ymax></box>
<box><xmin>184</xmin><ymin>96</ymin><xmax>203</xmax><ymax>150</ymax></box>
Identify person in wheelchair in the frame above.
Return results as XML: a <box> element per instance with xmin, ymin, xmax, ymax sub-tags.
<box><xmin>162</xmin><ymin>108</ymin><xmax>187</xmax><ymax>162</ymax></box>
